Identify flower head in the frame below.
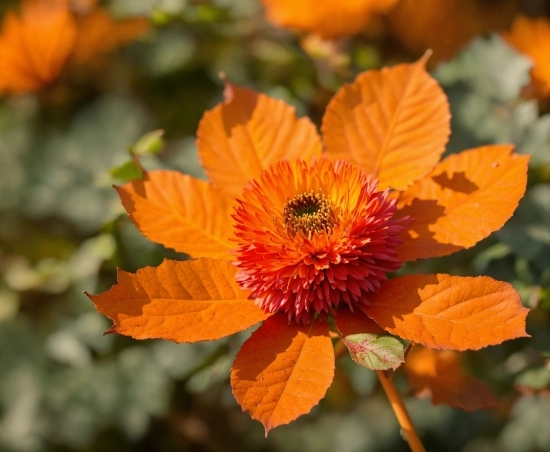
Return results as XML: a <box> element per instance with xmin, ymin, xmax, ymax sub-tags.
<box><xmin>233</xmin><ymin>158</ymin><xmax>408</xmax><ymax>322</ymax></box>
<box><xmin>90</xmin><ymin>56</ymin><xmax>530</xmax><ymax>434</ymax></box>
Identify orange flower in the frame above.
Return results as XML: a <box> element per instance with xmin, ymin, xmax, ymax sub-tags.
<box><xmin>0</xmin><ymin>0</ymin><xmax>148</xmax><ymax>96</ymax></box>
<box><xmin>89</xmin><ymin>55</ymin><xmax>530</xmax><ymax>433</ymax></box>
<box><xmin>261</xmin><ymin>0</ymin><xmax>398</xmax><ymax>38</ymax></box>
<box><xmin>503</xmin><ymin>15</ymin><xmax>550</xmax><ymax>101</ymax></box>
<box><xmin>233</xmin><ymin>159</ymin><xmax>409</xmax><ymax>323</ymax></box>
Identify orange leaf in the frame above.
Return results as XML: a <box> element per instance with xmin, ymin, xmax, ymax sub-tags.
<box><xmin>231</xmin><ymin>315</ymin><xmax>334</xmax><ymax>434</ymax></box>
<box><xmin>362</xmin><ymin>274</ymin><xmax>530</xmax><ymax>351</ymax></box>
<box><xmin>0</xmin><ymin>0</ymin><xmax>77</xmax><ymax>95</ymax></box>
<box><xmin>116</xmin><ymin>170</ymin><xmax>234</xmax><ymax>260</ymax></box>
<box><xmin>503</xmin><ymin>15</ymin><xmax>550</xmax><ymax>100</ymax></box>
<box><xmin>387</xmin><ymin>0</ymin><xmax>515</xmax><ymax>63</ymax></box>
<box><xmin>334</xmin><ymin>307</ymin><xmax>386</xmax><ymax>336</ymax></box>
<box><xmin>261</xmin><ymin>0</ymin><xmax>398</xmax><ymax>39</ymax></box>
<box><xmin>87</xmin><ymin>258</ymin><xmax>270</xmax><ymax>342</ymax></box>
<box><xmin>394</xmin><ymin>145</ymin><xmax>530</xmax><ymax>261</ymax></box>
<box><xmin>403</xmin><ymin>347</ymin><xmax>502</xmax><ymax>411</ymax></box>
<box><xmin>322</xmin><ymin>54</ymin><xmax>450</xmax><ymax>190</ymax></box>
<box><xmin>72</xmin><ymin>8</ymin><xmax>149</xmax><ymax>65</ymax></box>
<box><xmin>197</xmin><ymin>81</ymin><xmax>323</xmax><ymax>199</ymax></box>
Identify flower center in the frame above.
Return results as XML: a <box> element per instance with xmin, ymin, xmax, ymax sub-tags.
<box><xmin>283</xmin><ymin>190</ymin><xmax>335</xmax><ymax>237</ymax></box>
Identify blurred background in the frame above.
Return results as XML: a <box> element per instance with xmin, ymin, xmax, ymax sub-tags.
<box><xmin>0</xmin><ymin>0</ymin><xmax>549</xmax><ymax>451</ymax></box>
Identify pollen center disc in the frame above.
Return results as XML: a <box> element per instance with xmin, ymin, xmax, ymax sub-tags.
<box><xmin>283</xmin><ymin>190</ymin><xmax>335</xmax><ymax>236</ymax></box>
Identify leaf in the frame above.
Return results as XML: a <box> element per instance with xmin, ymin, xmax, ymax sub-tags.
<box><xmin>362</xmin><ymin>274</ymin><xmax>530</xmax><ymax>351</ymax></box>
<box><xmin>231</xmin><ymin>315</ymin><xmax>334</xmax><ymax>434</ymax></box>
<box><xmin>403</xmin><ymin>347</ymin><xmax>502</xmax><ymax>411</ymax></box>
<box><xmin>394</xmin><ymin>145</ymin><xmax>530</xmax><ymax>261</ymax></box>
<box><xmin>387</xmin><ymin>0</ymin><xmax>516</xmax><ymax>63</ymax></box>
<box><xmin>109</xmin><ymin>160</ymin><xmax>143</xmax><ymax>182</ymax></box>
<box><xmin>116</xmin><ymin>170</ymin><xmax>234</xmax><ymax>260</ymax></box>
<box><xmin>72</xmin><ymin>8</ymin><xmax>149</xmax><ymax>65</ymax></box>
<box><xmin>197</xmin><ymin>81</ymin><xmax>323</xmax><ymax>199</ymax></box>
<box><xmin>503</xmin><ymin>15</ymin><xmax>550</xmax><ymax>100</ymax></box>
<box><xmin>261</xmin><ymin>0</ymin><xmax>398</xmax><ymax>39</ymax></box>
<box><xmin>131</xmin><ymin>129</ymin><xmax>165</xmax><ymax>156</ymax></box>
<box><xmin>0</xmin><ymin>1</ymin><xmax>78</xmax><ymax>94</ymax></box>
<box><xmin>322</xmin><ymin>54</ymin><xmax>450</xmax><ymax>190</ymax></box>
<box><xmin>342</xmin><ymin>334</ymin><xmax>404</xmax><ymax>371</ymax></box>
<box><xmin>87</xmin><ymin>258</ymin><xmax>270</xmax><ymax>342</ymax></box>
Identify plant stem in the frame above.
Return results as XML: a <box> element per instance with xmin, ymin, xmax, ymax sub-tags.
<box><xmin>376</xmin><ymin>370</ymin><xmax>426</xmax><ymax>452</ymax></box>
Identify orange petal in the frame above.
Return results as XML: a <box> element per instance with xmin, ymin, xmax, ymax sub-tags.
<box><xmin>322</xmin><ymin>53</ymin><xmax>450</xmax><ymax>190</ymax></box>
<box><xmin>87</xmin><ymin>258</ymin><xmax>270</xmax><ymax>342</ymax></box>
<box><xmin>261</xmin><ymin>0</ymin><xmax>398</xmax><ymax>39</ymax></box>
<box><xmin>197</xmin><ymin>81</ymin><xmax>323</xmax><ymax>199</ymax></box>
<box><xmin>72</xmin><ymin>8</ymin><xmax>149</xmax><ymax>65</ymax></box>
<box><xmin>231</xmin><ymin>315</ymin><xmax>334</xmax><ymax>434</ymax></box>
<box><xmin>0</xmin><ymin>1</ymin><xmax>77</xmax><ymax>95</ymax></box>
<box><xmin>362</xmin><ymin>274</ymin><xmax>530</xmax><ymax>351</ymax></box>
<box><xmin>116</xmin><ymin>170</ymin><xmax>234</xmax><ymax>260</ymax></box>
<box><xmin>503</xmin><ymin>15</ymin><xmax>550</xmax><ymax>100</ymax></box>
<box><xmin>404</xmin><ymin>347</ymin><xmax>502</xmax><ymax>411</ymax></box>
<box><xmin>395</xmin><ymin>144</ymin><xmax>530</xmax><ymax>261</ymax></box>
<box><xmin>334</xmin><ymin>307</ymin><xmax>386</xmax><ymax>336</ymax></box>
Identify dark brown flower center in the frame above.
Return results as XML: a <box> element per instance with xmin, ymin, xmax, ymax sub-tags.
<box><xmin>283</xmin><ymin>190</ymin><xmax>335</xmax><ymax>237</ymax></box>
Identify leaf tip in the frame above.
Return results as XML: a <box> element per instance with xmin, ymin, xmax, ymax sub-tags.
<box><xmin>103</xmin><ymin>324</ymin><xmax>119</xmax><ymax>336</ymax></box>
<box><xmin>419</xmin><ymin>49</ymin><xmax>433</xmax><ymax>65</ymax></box>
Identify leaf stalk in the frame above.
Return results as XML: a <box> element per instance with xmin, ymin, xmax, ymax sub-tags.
<box><xmin>376</xmin><ymin>370</ymin><xmax>426</xmax><ymax>452</ymax></box>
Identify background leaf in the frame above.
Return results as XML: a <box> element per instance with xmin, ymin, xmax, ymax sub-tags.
<box><xmin>403</xmin><ymin>347</ymin><xmax>502</xmax><ymax>411</ymax></box>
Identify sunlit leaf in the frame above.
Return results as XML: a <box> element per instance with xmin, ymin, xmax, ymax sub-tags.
<box><xmin>322</xmin><ymin>54</ymin><xmax>450</xmax><ymax>190</ymax></box>
<box><xmin>231</xmin><ymin>315</ymin><xmax>334</xmax><ymax>434</ymax></box>
<box><xmin>363</xmin><ymin>274</ymin><xmax>530</xmax><ymax>350</ymax></box>
<box><xmin>503</xmin><ymin>15</ymin><xmax>550</xmax><ymax>100</ymax></box>
<box><xmin>0</xmin><ymin>0</ymin><xmax>77</xmax><ymax>94</ymax></box>
<box><xmin>387</xmin><ymin>0</ymin><xmax>516</xmax><ymax>63</ymax></box>
<box><xmin>197</xmin><ymin>81</ymin><xmax>322</xmax><ymax>199</ymax></box>
<box><xmin>87</xmin><ymin>258</ymin><xmax>270</xmax><ymax>342</ymax></box>
<box><xmin>395</xmin><ymin>145</ymin><xmax>530</xmax><ymax>261</ymax></box>
<box><xmin>343</xmin><ymin>333</ymin><xmax>404</xmax><ymax>371</ymax></box>
<box><xmin>261</xmin><ymin>0</ymin><xmax>398</xmax><ymax>39</ymax></box>
<box><xmin>72</xmin><ymin>8</ymin><xmax>149</xmax><ymax>65</ymax></box>
<box><xmin>116</xmin><ymin>170</ymin><xmax>234</xmax><ymax>259</ymax></box>
<box><xmin>403</xmin><ymin>347</ymin><xmax>502</xmax><ymax>411</ymax></box>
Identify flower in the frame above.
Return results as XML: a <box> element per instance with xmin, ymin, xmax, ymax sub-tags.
<box><xmin>502</xmin><ymin>15</ymin><xmax>550</xmax><ymax>101</ymax></box>
<box><xmin>89</xmin><ymin>55</ymin><xmax>530</xmax><ymax>433</ymax></box>
<box><xmin>0</xmin><ymin>0</ymin><xmax>148</xmax><ymax>96</ymax></box>
<box><xmin>233</xmin><ymin>158</ymin><xmax>409</xmax><ymax>323</ymax></box>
